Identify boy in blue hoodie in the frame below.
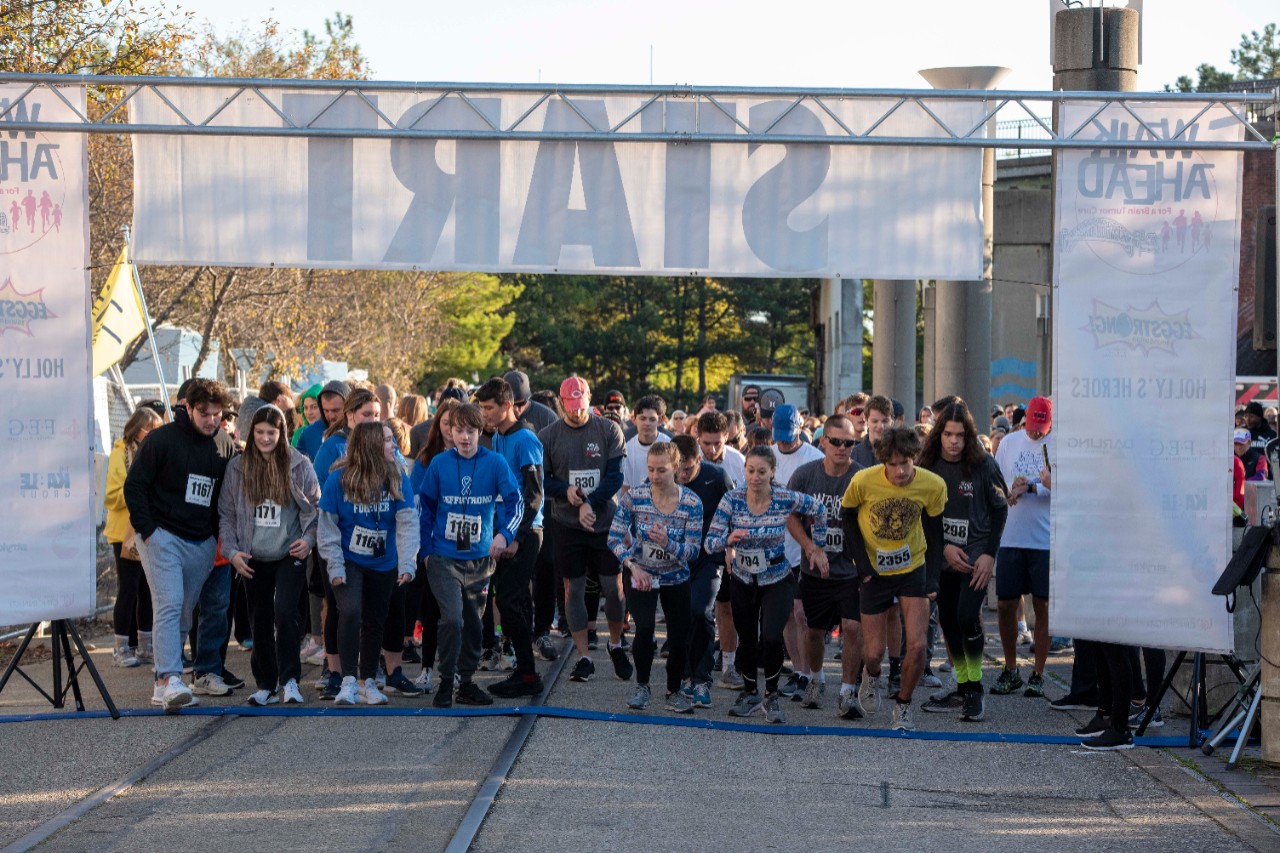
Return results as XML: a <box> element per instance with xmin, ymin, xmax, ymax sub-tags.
<box><xmin>419</xmin><ymin>403</ymin><xmax>522</xmax><ymax>706</ymax></box>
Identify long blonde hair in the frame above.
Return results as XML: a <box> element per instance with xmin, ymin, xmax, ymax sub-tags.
<box><xmin>242</xmin><ymin>406</ymin><xmax>292</xmax><ymax>506</ymax></box>
<box><xmin>122</xmin><ymin>407</ymin><xmax>163</xmax><ymax>469</ymax></box>
<box><xmin>338</xmin><ymin>422</ymin><xmax>402</xmax><ymax>506</ymax></box>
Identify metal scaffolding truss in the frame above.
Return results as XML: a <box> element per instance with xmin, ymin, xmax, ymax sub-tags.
<box><xmin>0</xmin><ymin>72</ymin><xmax>1276</xmax><ymax>151</ymax></box>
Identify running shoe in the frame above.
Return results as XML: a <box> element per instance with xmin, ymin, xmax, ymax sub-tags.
<box><xmin>1075</xmin><ymin>713</ymin><xmax>1111</xmax><ymax>737</ymax></box>
<box><xmin>1049</xmin><ymin>639</ymin><xmax>1074</xmax><ymax>656</ymax></box>
<box><xmin>763</xmin><ymin>692</ymin><xmax>786</xmax><ymax>724</ymax></box>
<box><xmin>691</xmin><ymin>682</ymin><xmax>712</xmax><ymax>708</ymax></box>
<box><xmin>501</xmin><ymin>638</ymin><xmax>516</xmax><ymax>670</ymax></box>
<box><xmin>628</xmin><ymin>684</ymin><xmax>652</xmax><ymax>710</ymax></box>
<box><xmin>361</xmin><ymin>678</ymin><xmax>389</xmax><ymax>706</ymax></box>
<box><xmin>135</xmin><ymin>644</ymin><xmax>155</xmax><ymax>665</ymax></box>
<box><xmin>455</xmin><ymin>680</ymin><xmax>494</xmax><ymax>706</ymax></box>
<box><xmin>385</xmin><ymin>666</ymin><xmax>427</xmax><ymax>697</ymax></box>
<box><xmin>1081</xmin><ymin>729</ymin><xmax>1134</xmax><ymax>751</ymax></box>
<box><xmin>1050</xmin><ymin>694</ymin><xmax>1099</xmax><ymax>712</ymax></box>
<box><xmin>220</xmin><ymin>668</ymin><xmax>246</xmax><ymax>689</ymax></box>
<box><xmin>1128</xmin><ymin>704</ymin><xmax>1164</xmax><ymax>728</ymax></box>
<box><xmin>718</xmin><ymin>667</ymin><xmax>745</xmax><ymax>691</ymax></box>
<box><xmin>929</xmin><ymin>683</ymin><xmax>957</xmax><ymax>703</ymax></box>
<box><xmin>247</xmin><ymin>688</ymin><xmax>278</xmax><ymax>706</ymax></box>
<box><xmin>478</xmin><ymin>649</ymin><xmax>502</xmax><ymax>671</ymax></box>
<box><xmin>1024</xmin><ymin>672</ymin><xmax>1045</xmax><ymax>698</ymax></box>
<box><xmin>433</xmin><ymin>686</ymin><xmax>453</xmax><ymax>708</ymax></box>
<box><xmin>112</xmin><ymin>646</ymin><xmax>140</xmax><ymax>668</ymax></box>
<box><xmin>920</xmin><ymin>671</ymin><xmax>944</xmax><ymax>689</ymax></box>
<box><xmin>333</xmin><ymin>676</ymin><xmax>359</xmax><ymax>706</ymax></box>
<box><xmin>921</xmin><ymin>691</ymin><xmax>964</xmax><ymax>713</ymax></box>
<box><xmin>158</xmin><ymin>676</ymin><xmax>197</xmax><ymax>713</ymax></box>
<box><xmin>858</xmin><ymin>674</ymin><xmax>885</xmax><ymax>716</ymax></box>
<box><xmin>281</xmin><ymin>679</ymin><xmax>304</xmax><ymax>704</ymax></box>
<box><xmin>665</xmin><ymin>690</ymin><xmax>695</xmax><ymax>714</ymax></box>
<box><xmin>1016</xmin><ymin>627</ymin><xmax>1033</xmax><ymax>646</ymax></box>
<box><xmin>319</xmin><ymin>671</ymin><xmax>342</xmax><ymax>701</ymax></box>
<box><xmin>990</xmin><ymin>667</ymin><xmax>1024</xmax><ymax>695</ymax></box>
<box><xmin>960</xmin><ymin>691</ymin><xmax>985</xmax><ymax>722</ymax></box>
<box><xmin>192</xmin><ymin>673</ymin><xmax>232</xmax><ymax>696</ymax></box>
<box><xmin>779</xmin><ymin>673</ymin><xmax>804</xmax><ymax>699</ymax></box>
<box><xmin>401</xmin><ymin>643</ymin><xmax>422</xmax><ymax>665</ymax></box>
<box><xmin>300</xmin><ymin>642</ymin><xmax>326</xmax><ymax>667</ymax></box>
<box><xmin>314</xmin><ymin>667</ymin><xmax>333</xmax><ymax>690</ymax></box>
<box><xmin>838</xmin><ymin>690</ymin><xmax>864</xmax><ymax>720</ymax></box>
<box><xmin>414</xmin><ymin>668</ymin><xmax>434</xmax><ymax>693</ymax></box>
<box><xmin>609</xmin><ymin>646</ymin><xmax>634</xmax><ymax>681</ymax></box>
<box><xmin>728</xmin><ymin>691</ymin><xmax>763</xmax><ymax>717</ymax></box>
<box><xmin>535</xmin><ymin>635</ymin><xmax>558</xmax><ymax>661</ymax></box>
<box><xmin>890</xmin><ymin>701</ymin><xmax>915</xmax><ymax>731</ymax></box>
<box><xmin>802</xmin><ymin>677</ymin><xmax>822</xmax><ymax>709</ymax></box>
<box><xmin>570</xmin><ymin>657</ymin><xmax>595</xmax><ymax>682</ymax></box>
<box><xmin>489</xmin><ymin>671</ymin><xmax>543</xmax><ymax>699</ymax></box>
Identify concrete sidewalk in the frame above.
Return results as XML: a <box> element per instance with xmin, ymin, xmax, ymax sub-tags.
<box><xmin>0</xmin><ymin>626</ymin><xmax>1277</xmax><ymax>851</ymax></box>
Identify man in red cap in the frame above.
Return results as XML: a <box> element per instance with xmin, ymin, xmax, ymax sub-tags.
<box><xmin>990</xmin><ymin>395</ymin><xmax>1054</xmax><ymax>700</ymax></box>
<box><xmin>536</xmin><ymin>377</ymin><xmax>633</xmax><ymax>683</ymax></box>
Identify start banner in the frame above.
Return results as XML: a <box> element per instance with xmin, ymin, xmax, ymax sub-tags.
<box><xmin>129</xmin><ymin>87</ymin><xmax>984</xmax><ymax>279</ymax></box>
<box><xmin>0</xmin><ymin>85</ymin><xmax>95</xmax><ymax>625</ymax></box>
<box><xmin>1050</xmin><ymin>100</ymin><xmax>1241</xmax><ymax>653</ymax></box>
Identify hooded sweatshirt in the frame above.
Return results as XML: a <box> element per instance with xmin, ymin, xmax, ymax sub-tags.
<box><xmin>123</xmin><ymin>406</ymin><xmax>234</xmax><ymax>541</ymax></box>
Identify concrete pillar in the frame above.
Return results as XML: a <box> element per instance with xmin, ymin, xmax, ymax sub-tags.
<box><xmin>1052</xmin><ymin>6</ymin><xmax>1139</xmax><ymax>92</ymax></box>
<box><xmin>919</xmin><ymin>66</ymin><xmax>1006</xmax><ymax>418</ymax></box>
<box><xmin>818</xmin><ymin>277</ymin><xmax>865</xmax><ymax>413</ymax></box>
<box><xmin>872</xmin><ymin>279</ymin><xmax>917</xmax><ymax>407</ymax></box>
<box><xmin>921</xmin><ymin>282</ymin><xmax>935</xmax><ymax>407</ymax></box>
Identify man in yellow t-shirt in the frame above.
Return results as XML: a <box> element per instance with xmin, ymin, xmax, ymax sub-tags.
<box><xmin>841</xmin><ymin>424</ymin><xmax>946</xmax><ymax>732</ymax></box>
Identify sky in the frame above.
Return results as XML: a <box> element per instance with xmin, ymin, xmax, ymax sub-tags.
<box><xmin>167</xmin><ymin>0</ymin><xmax>1278</xmax><ymax>92</ymax></box>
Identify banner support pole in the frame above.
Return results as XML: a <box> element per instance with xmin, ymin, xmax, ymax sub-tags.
<box><xmin>122</xmin><ymin>226</ymin><xmax>169</xmax><ymax>412</ymax></box>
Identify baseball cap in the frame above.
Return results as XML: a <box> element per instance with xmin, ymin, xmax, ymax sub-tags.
<box><xmin>1027</xmin><ymin>396</ymin><xmax>1052</xmax><ymax>430</ymax></box>
<box><xmin>560</xmin><ymin>376</ymin><xmax>590</xmax><ymax>411</ymax></box>
<box><xmin>891</xmin><ymin>399</ymin><xmax>905</xmax><ymax>420</ymax></box>
<box><xmin>742</xmin><ymin>384</ymin><xmax>761</xmax><ymax>401</ymax></box>
<box><xmin>1234</xmin><ymin>428</ymin><xmax>1251</xmax><ymax>444</ymax></box>
<box><xmin>438</xmin><ymin>386</ymin><xmax>468</xmax><ymax>405</ymax></box>
<box><xmin>503</xmin><ymin>370</ymin><xmax>531</xmax><ymax>404</ymax></box>
<box><xmin>758</xmin><ymin>388</ymin><xmax>785</xmax><ymax>416</ymax></box>
<box><xmin>773</xmin><ymin>403</ymin><xmax>803</xmax><ymax>443</ymax></box>
<box><xmin>604</xmin><ymin>389</ymin><xmax>626</xmax><ymax>408</ymax></box>
<box><xmin>992</xmin><ymin>416</ymin><xmax>1011</xmax><ymax>435</ymax></box>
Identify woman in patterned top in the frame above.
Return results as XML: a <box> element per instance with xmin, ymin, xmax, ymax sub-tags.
<box><xmin>609</xmin><ymin>442</ymin><xmax>704</xmax><ymax>714</ymax></box>
<box><xmin>705</xmin><ymin>446</ymin><xmax>827</xmax><ymax>724</ymax></box>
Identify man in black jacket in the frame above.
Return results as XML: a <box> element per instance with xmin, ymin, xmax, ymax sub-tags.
<box><xmin>124</xmin><ymin>379</ymin><xmax>235</xmax><ymax>712</ymax></box>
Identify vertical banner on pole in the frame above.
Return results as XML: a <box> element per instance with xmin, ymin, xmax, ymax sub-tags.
<box><xmin>1050</xmin><ymin>100</ymin><xmax>1242</xmax><ymax>652</ymax></box>
<box><xmin>0</xmin><ymin>86</ymin><xmax>94</xmax><ymax>624</ymax></box>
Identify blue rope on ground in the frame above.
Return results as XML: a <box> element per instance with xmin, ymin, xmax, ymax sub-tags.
<box><xmin>0</xmin><ymin>703</ymin><xmax>1193</xmax><ymax>746</ymax></box>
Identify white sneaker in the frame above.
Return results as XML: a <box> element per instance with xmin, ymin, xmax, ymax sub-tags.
<box><xmin>299</xmin><ymin>640</ymin><xmax>326</xmax><ymax>666</ymax></box>
<box><xmin>334</xmin><ymin>676</ymin><xmax>359</xmax><ymax>705</ymax></box>
<box><xmin>413</xmin><ymin>668</ymin><xmax>434</xmax><ymax>693</ymax></box>
<box><xmin>192</xmin><ymin>673</ymin><xmax>232</xmax><ymax>696</ymax></box>
<box><xmin>920</xmin><ymin>672</ymin><xmax>944</xmax><ymax>689</ymax></box>
<box><xmin>160</xmin><ymin>676</ymin><xmax>196</xmax><ymax>712</ymax></box>
<box><xmin>247</xmin><ymin>689</ymin><xmax>278</xmax><ymax>706</ymax></box>
<box><xmin>891</xmin><ymin>701</ymin><xmax>916</xmax><ymax>731</ymax></box>
<box><xmin>361</xmin><ymin>678</ymin><xmax>388</xmax><ymax>706</ymax></box>
<box><xmin>112</xmin><ymin>646</ymin><xmax>140</xmax><ymax>668</ymax></box>
<box><xmin>281</xmin><ymin>679</ymin><xmax>304</xmax><ymax>704</ymax></box>
<box><xmin>858</xmin><ymin>674</ymin><xmax>885</xmax><ymax>716</ymax></box>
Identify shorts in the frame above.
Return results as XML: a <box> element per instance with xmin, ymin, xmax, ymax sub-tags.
<box><xmin>860</xmin><ymin>565</ymin><xmax>928</xmax><ymax>616</ymax></box>
<box><xmin>798</xmin><ymin>573</ymin><xmax>861</xmax><ymax>629</ymax></box>
<box><xmin>715</xmin><ymin>566</ymin><xmax>734</xmax><ymax>603</ymax></box>
<box><xmin>549</xmin><ymin>519</ymin><xmax>620</xmax><ymax>581</ymax></box>
<box><xmin>995</xmin><ymin>547</ymin><xmax>1050</xmax><ymax>601</ymax></box>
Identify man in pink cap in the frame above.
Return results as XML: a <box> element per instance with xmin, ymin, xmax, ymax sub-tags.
<box><xmin>990</xmin><ymin>395</ymin><xmax>1054</xmax><ymax>700</ymax></box>
<box><xmin>536</xmin><ymin>377</ymin><xmax>633</xmax><ymax>683</ymax></box>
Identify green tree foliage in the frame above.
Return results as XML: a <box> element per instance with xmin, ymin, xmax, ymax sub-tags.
<box><xmin>0</xmin><ymin>0</ymin><xmax>190</xmax><ymax>74</ymax></box>
<box><xmin>1167</xmin><ymin>21</ymin><xmax>1278</xmax><ymax>91</ymax></box>
<box><xmin>501</xmin><ymin>275</ymin><xmax>819</xmax><ymax>408</ymax></box>
<box><xmin>422</xmin><ymin>275</ymin><xmax>523</xmax><ymax>388</ymax></box>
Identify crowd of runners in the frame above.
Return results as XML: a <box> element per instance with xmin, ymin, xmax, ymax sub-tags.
<box><xmin>100</xmin><ymin>372</ymin><xmax>1173</xmax><ymax>750</ymax></box>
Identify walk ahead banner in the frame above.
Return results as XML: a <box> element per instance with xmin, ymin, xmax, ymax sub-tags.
<box><xmin>1051</xmin><ymin>101</ymin><xmax>1241</xmax><ymax>653</ymax></box>
<box><xmin>0</xmin><ymin>85</ymin><xmax>95</xmax><ymax>625</ymax></box>
<box><xmin>128</xmin><ymin>88</ymin><xmax>984</xmax><ymax>279</ymax></box>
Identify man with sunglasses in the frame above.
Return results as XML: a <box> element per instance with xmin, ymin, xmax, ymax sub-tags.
<box><xmin>504</xmin><ymin>370</ymin><xmax>558</xmax><ymax>434</ymax></box>
<box><xmin>785</xmin><ymin>414</ymin><xmax>865</xmax><ymax>719</ymax></box>
<box><xmin>740</xmin><ymin>384</ymin><xmax>761</xmax><ymax>425</ymax></box>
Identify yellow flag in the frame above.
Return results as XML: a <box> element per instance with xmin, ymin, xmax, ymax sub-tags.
<box><xmin>91</xmin><ymin>248</ymin><xmax>147</xmax><ymax>377</ymax></box>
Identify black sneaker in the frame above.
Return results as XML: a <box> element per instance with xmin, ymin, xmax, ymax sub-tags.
<box><xmin>778</xmin><ymin>673</ymin><xmax>804</xmax><ymax>699</ymax></box>
<box><xmin>1082</xmin><ymin>728</ymin><xmax>1134</xmax><ymax>751</ymax></box>
<box><xmin>587</xmin><ymin>630</ymin><xmax>599</xmax><ymax>650</ymax></box>
<box><xmin>535</xmin><ymin>635</ymin><xmax>558</xmax><ymax>661</ymax></box>
<box><xmin>609</xmin><ymin>646</ymin><xmax>634</xmax><ymax>681</ymax></box>
<box><xmin>455</xmin><ymin>680</ymin><xmax>495</xmax><ymax>706</ymax></box>
<box><xmin>220</xmin><ymin>668</ymin><xmax>245</xmax><ymax>690</ymax></box>
<box><xmin>789</xmin><ymin>674</ymin><xmax>811</xmax><ymax>702</ymax></box>
<box><xmin>1075</xmin><ymin>713</ymin><xmax>1111</xmax><ymax>737</ymax></box>
<box><xmin>922</xmin><ymin>691</ymin><xmax>965</xmax><ymax>713</ymax></box>
<box><xmin>570</xmin><ymin>657</ymin><xmax>595</xmax><ymax>682</ymax></box>
<box><xmin>385</xmin><ymin>666</ymin><xmax>426</xmax><ymax>697</ymax></box>
<box><xmin>960</xmin><ymin>691</ymin><xmax>985</xmax><ymax>722</ymax></box>
<box><xmin>990</xmin><ymin>667</ymin><xmax>1023</xmax><ymax>695</ymax></box>
<box><xmin>1023</xmin><ymin>672</ymin><xmax>1045</xmax><ymax>698</ymax></box>
<box><xmin>433</xmin><ymin>686</ymin><xmax>453</xmax><ymax>708</ymax></box>
<box><xmin>1050</xmin><ymin>694</ymin><xmax>1099</xmax><ymax>711</ymax></box>
<box><xmin>402</xmin><ymin>643</ymin><xmax>422</xmax><ymax>665</ymax></box>
<box><xmin>489</xmin><ymin>671</ymin><xmax>544</xmax><ymax>699</ymax></box>
<box><xmin>1129</xmin><ymin>704</ymin><xmax>1164</xmax><ymax>728</ymax></box>
<box><xmin>319</xmin><ymin>671</ymin><xmax>342</xmax><ymax>701</ymax></box>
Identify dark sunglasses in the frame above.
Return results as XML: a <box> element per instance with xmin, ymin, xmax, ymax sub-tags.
<box><xmin>826</xmin><ymin>437</ymin><xmax>857</xmax><ymax>448</ymax></box>
<box><xmin>849</xmin><ymin>407</ymin><xmax>864</xmax><ymax>416</ymax></box>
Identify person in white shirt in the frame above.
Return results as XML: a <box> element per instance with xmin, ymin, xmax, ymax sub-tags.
<box><xmin>622</xmin><ymin>396</ymin><xmax>667</xmax><ymax>494</ymax></box>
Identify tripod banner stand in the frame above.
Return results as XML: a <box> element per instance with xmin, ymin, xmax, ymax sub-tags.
<box><xmin>0</xmin><ymin>620</ymin><xmax>118</xmax><ymax>718</ymax></box>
